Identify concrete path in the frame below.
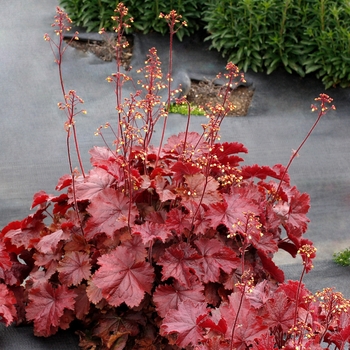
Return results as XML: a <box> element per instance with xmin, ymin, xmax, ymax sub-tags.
<box><xmin>0</xmin><ymin>1</ymin><xmax>349</xmax><ymax>348</ymax></box>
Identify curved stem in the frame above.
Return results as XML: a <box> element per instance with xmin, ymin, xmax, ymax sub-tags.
<box><xmin>272</xmin><ymin>95</ymin><xmax>335</xmax><ymax>202</ymax></box>
<box><xmin>230</xmin><ymin>288</ymin><xmax>245</xmax><ymax>350</ymax></box>
<box><xmin>292</xmin><ymin>265</ymin><xmax>306</xmax><ymax>343</ymax></box>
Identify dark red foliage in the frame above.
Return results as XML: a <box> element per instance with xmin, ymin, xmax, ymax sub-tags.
<box><xmin>1</xmin><ymin>118</ymin><xmax>345</xmax><ymax>348</ymax></box>
<box><xmin>92</xmin><ymin>245</ymin><xmax>154</xmax><ymax>308</ymax></box>
<box><xmin>0</xmin><ymin>6</ymin><xmax>345</xmax><ymax>350</ymax></box>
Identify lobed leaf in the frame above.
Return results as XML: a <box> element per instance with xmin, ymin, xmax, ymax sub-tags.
<box><xmin>73</xmin><ymin>167</ymin><xmax>116</xmax><ymax>202</ymax></box>
<box><xmin>157</xmin><ymin>242</ymin><xmax>200</xmax><ymax>288</ymax></box>
<box><xmin>193</xmin><ymin>238</ymin><xmax>240</xmax><ymax>283</ymax></box>
<box><xmin>153</xmin><ymin>276</ymin><xmax>205</xmax><ymax>318</ymax></box>
<box><xmin>57</xmin><ymin>251</ymin><xmax>91</xmax><ymax>286</ymax></box>
<box><xmin>85</xmin><ymin>188</ymin><xmax>138</xmax><ymax>240</ymax></box>
<box><xmin>207</xmin><ymin>189</ymin><xmax>259</xmax><ymax>233</ymax></box>
<box><xmin>132</xmin><ymin>221</ymin><xmax>171</xmax><ymax>245</ymax></box>
<box><xmin>0</xmin><ymin>284</ymin><xmax>17</xmax><ymax>326</ymax></box>
<box><xmin>92</xmin><ymin>245</ymin><xmax>154</xmax><ymax>308</ymax></box>
<box><xmin>26</xmin><ymin>282</ymin><xmax>76</xmax><ymax>337</ymax></box>
<box><xmin>37</xmin><ymin>229</ymin><xmax>70</xmax><ymax>254</ymax></box>
<box><xmin>160</xmin><ymin>300</ymin><xmax>208</xmax><ymax>348</ymax></box>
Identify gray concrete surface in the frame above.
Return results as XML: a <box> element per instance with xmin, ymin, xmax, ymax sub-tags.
<box><xmin>0</xmin><ymin>1</ymin><xmax>349</xmax><ymax>347</ymax></box>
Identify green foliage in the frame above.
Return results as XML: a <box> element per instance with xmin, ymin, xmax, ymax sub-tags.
<box><xmin>204</xmin><ymin>0</ymin><xmax>350</xmax><ymax>88</ymax></box>
<box><xmin>169</xmin><ymin>103</ymin><xmax>206</xmax><ymax>115</ymax></box>
<box><xmin>59</xmin><ymin>0</ymin><xmax>350</xmax><ymax>86</ymax></box>
<box><xmin>302</xmin><ymin>0</ymin><xmax>350</xmax><ymax>89</ymax></box>
<box><xmin>59</xmin><ymin>0</ymin><xmax>119</xmax><ymax>32</ymax></box>
<box><xmin>126</xmin><ymin>0</ymin><xmax>205</xmax><ymax>41</ymax></box>
<box><xmin>204</xmin><ymin>0</ymin><xmax>307</xmax><ymax>75</ymax></box>
<box><xmin>333</xmin><ymin>248</ymin><xmax>350</xmax><ymax>266</ymax></box>
<box><xmin>59</xmin><ymin>0</ymin><xmax>205</xmax><ymax>40</ymax></box>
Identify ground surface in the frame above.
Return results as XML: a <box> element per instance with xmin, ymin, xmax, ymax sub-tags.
<box><xmin>66</xmin><ymin>36</ymin><xmax>254</xmax><ymax>116</ymax></box>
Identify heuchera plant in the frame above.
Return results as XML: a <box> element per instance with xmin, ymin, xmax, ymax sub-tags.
<box><xmin>1</xmin><ymin>4</ymin><xmax>349</xmax><ymax>350</ymax></box>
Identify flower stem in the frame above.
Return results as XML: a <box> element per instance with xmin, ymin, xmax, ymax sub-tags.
<box><xmin>272</xmin><ymin>94</ymin><xmax>335</xmax><ymax>201</ymax></box>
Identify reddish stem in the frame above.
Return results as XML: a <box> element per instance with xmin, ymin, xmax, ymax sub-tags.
<box><xmin>272</xmin><ymin>94</ymin><xmax>335</xmax><ymax>202</ymax></box>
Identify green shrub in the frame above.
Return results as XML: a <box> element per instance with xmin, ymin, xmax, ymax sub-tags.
<box><xmin>204</xmin><ymin>0</ymin><xmax>350</xmax><ymax>88</ymax></box>
<box><xmin>60</xmin><ymin>0</ymin><xmax>350</xmax><ymax>88</ymax></box>
<box><xmin>204</xmin><ymin>0</ymin><xmax>308</xmax><ymax>75</ymax></box>
<box><xmin>169</xmin><ymin>102</ymin><xmax>206</xmax><ymax>115</ymax></box>
<box><xmin>334</xmin><ymin>248</ymin><xmax>350</xmax><ymax>266</ymax></box>
<box><xmin>302</xmin><ymin>0</ymin><xmax>350</xmax><ymax>88</ymax></box>
<box><xmin>59</xmin><ymin>0</ymin><xmax>118</xmax><ymax>33</ymax></box>
<box><xmin>59</xmin><ymin>0</ymin><xmax>205</xmax><ymax>40</ymax></box>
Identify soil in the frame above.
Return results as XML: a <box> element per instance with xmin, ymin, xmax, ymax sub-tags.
<box><xmin>66</xmin><ymin>36</ymin><xmax>254</xmax><ymax>116</ymax></box>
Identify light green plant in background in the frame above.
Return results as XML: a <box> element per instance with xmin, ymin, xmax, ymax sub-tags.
<box><xmin>334</xmin><ymin>248</ymin><xmax>350</xmax><ymax>266</ymax></box>
<box><xmin>169</xmin><ymin>102</ymin><xmax>206</xmax><ymax>115</ymax></box>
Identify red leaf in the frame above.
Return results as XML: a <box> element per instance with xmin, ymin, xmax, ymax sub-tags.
<box><xmin>59</xmin><ymin>309</ymin><xmax>75</xmax><ymax>330</ymax></box>
<box><xmin>241</xmin><ymin>164</ymin><xmax>290</xmax><ymax>183</ymax></box>
<box><xmin>85</xmin><ymin>188</ymin><xmax>138</xmax><ymax>240</ymax></box>
<box><xmin>37</xmin><ymin>229</ymin><xmax>70</xmax><ymax>254</ymax></box>
<box><xmin>285</xmin><ymin>188</ymin><xmax>310</xmax><ymax>236</ymax></box>
<box><xmin>211</xmin><ymin>142</ymin><xmax>247</xmax><ymax>165</ymax></box>
<box><xmin>55</xmin><ymin>174</ymin><xmax>72</xmax><ymax>191</ymax></box>
<box><xmin>183</xmin><ymin>174</ymin><xmax>222</xmax><ymax>205</ymax></box>
<box><xmin>274</xmin><ymin>187</ymin><xmax>310</xmax><ymax>240</ymax></box>
<box><xmin>219</xmin><ymin>292</ymin><xmax>268</xmax><ymax>347</ymax></box>
<box><xmin>194</xmin><ymin>238</ymin><xmax>240</xmax><ymax>283</ymax></box>
<box><xmin>122</xmin><ymin>235</ymin><xmax>147</xmax><ymax>263</ymax></box>
<box><xmin>277</xmin><ymin>280</ymin><xmax>310</xmax><ymax>309</ymax></box>
<box><xmin>0</xmin><ymin>284</ymin><xmax>17</xmax><ymax>326</ymax></box>
<box><xmin>89</xmin><ymin>146</ymin><xmax>124</xmax><ymax>181</ymax></box>
<box><xmin>165</xmin><ymin>208</ymin><xmax>192</xmax><ymax>236</ymax></box>
<box><xmin>28</xmin><ymin>269</ymin><xmax>50</xmax><ymax>288</ymax></box>
<box><xmin>164</xmin><ymin>132</ymin><xmax>208</xmax><ymax>158</ymax></box>
<box><xmin>51</xmin><ymin>193</ymin><xmax>71</xmax><ymax>216</ymax></box>
<box><xmin>207</xmin><ymin>189</ymin><xmax>259</xmax><ymax>233</ymax></box>
<box><xmin>246</xmin><ymin>280</ymin><xmax>276</xmax><ymax>309</ymax></box>
<box><xmin>329</xmin><ymin>311</ymin><xmax>350</xmax><ymax>347</ymax></box>
<box><xmin>154</xmin><ymin>174</ymin><xmax>176</xmax><ymax>202</ymax></box>
<box><xmin>252</xmin><ymin>333</ymin><xmax>277</xmax><ymax>350</ymax></box>
<box><xmin>198</xmin><ymin>317</ymin><xmax>227</xmax><ymax>335</ymax></box>
<box><xmin>0</xmin><ymin>241</ymin><xmax>12</xmax><ymax>280</ymax></box>
<box><xmin>73</xmin><ymin>167</ymin><xmax>116</xmax><ymax>201</ymax></box>
<box><xmin>133</xmin><ymin>222</ymin><xmax>171</xmax><ymax>245</ymax></box>
<box><xmin>183</xmin><ymin>200</ymin><xmax>211</xmax><ymax>235</ymax></box>
<box><xmin>74</xmin><ymin>285</ymin><xmax>90</xmax><ymax>320</ymax></box>
<box><xmin>86</xmin><ymin>280</ymin><xmax>103</xmax><ymax>305</ymax></box>
<box><xmin>157</xmin><ymin>242</ymin><xmax>200</xmax><ymax>288</ymax></box>
<box><xmin>91</xmin><ymin>309</ymin><xmax>138</xmax><ymax>348</ymax></box>
<box><xmin>257</xmin><ymin>251</ymin><xmax>285</xmax><ymax>283</ymax></box>
<box><xmin>26</xmin><ymin>282</ymin><xmax>76</xmax><ymax>337</ymax></box>
<box><xmin>92</xmin><ymin>245</ymin><xmax>154</xmax><ymax>308</ymax></box>
<box><xmin>89</xmin><ymin>146</ymin><xmax>116</xmax><ymax>166</ymax></box>
<box><xmin>160</xmin><ymin>300</ymin><xmax>208</xmax><ymax>348</ymax></box>
<box><xmin>4</xmin><ymin>211</ymin><xmax>45</xmax><ymax>249</ymax></box>
<box><xmin>262</xmin><ymin>291</ymin><xmax>295</xmax><ymax>332</ymax></box>
<box><xmin>31</xmin><ymin>190</ymin><xmax>53</xmax><ymax>209</ymax></box>
<box><xmin>254</xmin><ymin>232</ymin><xmax>279</xmax><ymax>256</ymax></box>
<box><xmin>170</xmin><ymin>161</ymin><xmax>201</xmax><ymax>183</ymax></box>
<box><xmin>58</xmin><ymin>251</ymin><xmax>91</xmax><ymax>286</ymax></box>
<box><xmin>153</xmin><ymin>276</ymin><xmax>205</xmax><ymax>317</ymax></box>
<box><xmin>278</xmin><ymin>241</ymin><xmax>298</xmax><ymax>258</ymax></box>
